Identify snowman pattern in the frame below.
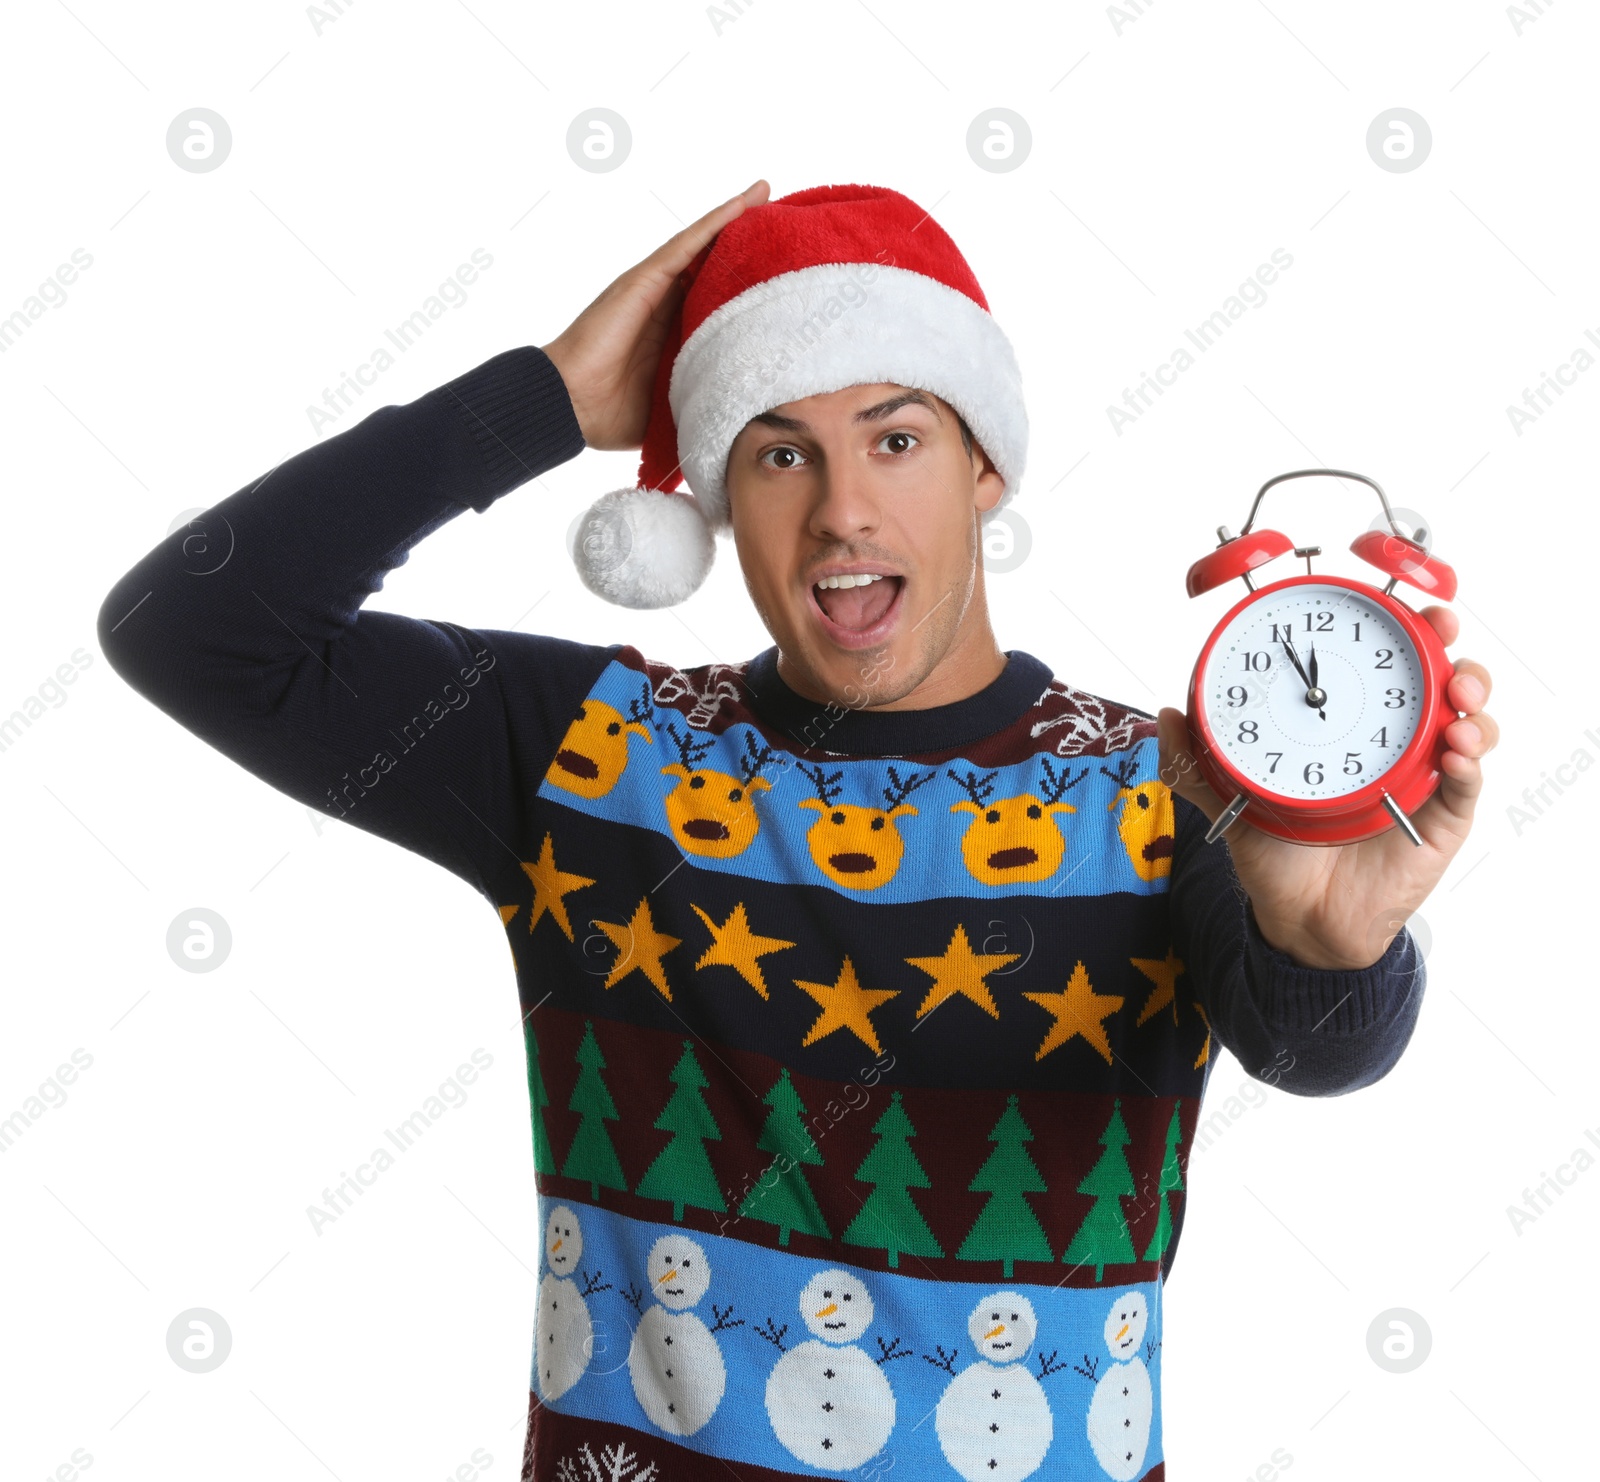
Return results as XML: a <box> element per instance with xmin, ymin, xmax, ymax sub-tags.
<box><xmin>933</xmin><ymin>1292</ymin><xmax>1055</xmax><ymax>1482</ymax></box>
<box><xmin>1083</xmin><ymin>1292</ymin><xmax>1153</xmax><ymax>1481</ymax></box>
<box><xmin>627</xmin><ymin>1234</ymin><xmax>732</xmax><ymax>1436</ymax></box>
<box><xmin>536</xmin><ymin>1205</ymin><xmax>596</xmax><ymax>1403</ymax></box>
<box><xmin>761</xmin><ymin>1269</ymin><xmax>905</xmax><ymax>1470</ymax></box>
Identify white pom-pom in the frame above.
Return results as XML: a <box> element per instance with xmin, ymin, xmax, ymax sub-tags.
<box><xmin>571</xmin><ymin>487</ymin><xmax>716</xmax><ymax>609</ymax></box>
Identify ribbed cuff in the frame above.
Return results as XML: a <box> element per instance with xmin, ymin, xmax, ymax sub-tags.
<box><xmin>1241</xmin><ymin>900</ymin><xmax>1424</xmax><ymax>1036</ymax></box>
<box><xmin>431</xmin><ymin>345</ymin><xmax>587</xmax><ymax>511</ymax></box>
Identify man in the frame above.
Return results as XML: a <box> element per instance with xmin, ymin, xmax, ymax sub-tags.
<box><xmin>99</xmin><ymin>180</ymin><xmax>1496</xmax><ymax>1480</ymax></box>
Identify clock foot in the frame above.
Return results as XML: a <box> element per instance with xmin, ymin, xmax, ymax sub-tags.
<box><xmin>1382</xmin><ymin>790</ymin><xmax>1424</xmax><ymax>847</ymax></box>
<box><xmin>1205</xmin><ymin>791</ymin><xmax>1250</xmax><ymax>845</ymax></box>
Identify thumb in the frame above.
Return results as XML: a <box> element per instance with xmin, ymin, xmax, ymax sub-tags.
<box><xmin>1157</xmin><ymin>707</ymin><xmax>1228</xmax><ymax>824</ymax></box>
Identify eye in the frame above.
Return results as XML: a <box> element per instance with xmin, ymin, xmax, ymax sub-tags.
<box><xmin>1026</xmin><ymin>804</ymin><xmax>1041</xmax><ymax>819</ymax></box>
<box><xmin>876</xmin><ymin>430</ymin><xmax>920</xmax><ymax>457</ymax></box>
<box><xmin>760</xmin><ymin>445</ymin><xmax>808</xmax><ymax>470</ymax></box>
<box><xmin>823</xmin><ymin>1289</ymin><xmax>832</xmax><ymax>1298</ymax></box>
<box><xmin>606</xmin><ymin>720</ymin><xmax>621</xmax><ymax>735</ymax></box>
<box><xmin>985</xmin><ymin>809</ymin><xmax>1000</xmax><ymax>824</ymax></box>
<box><xmin>728</xmin><ymin>787</ymin><xmax>742</xmax><ymax>802</ymax></box>
<box><xmin>574</xmin><ymin>706</ymin><xmax>587</xmax><ymax>722</ymax></box>
<box><xmin>1010</xmin><ymin>1312</ymin><xmax>1018</xmax><ymax>1321</ymax></box>
<box><xmin>831</xmin><ymin>810</ymin><xmax>846</xmax><ymax>825</ymax></box>
<box><xmin>871</xmin><ymin>816</ymin><xmax>885</xmax><ymax>831</ymax></box>
<box><xmin>689</xmin><ymin>775</ymin><xmax>705</xmax><ymax>789</ymax></box>
<box><xmin>842</xmin><ymin>1292</ymin><xmax>851</xmax><ymax>1301</ymax></box>
<box><xmin>1136</xmin><ymin>791</ymin><xmax>1150</xmax><ymax>809</ymax></box>
<box><xmin>682</xmin><ymin>1258</ymin><xmax>692</xmax><ymax>1267</ymax></box>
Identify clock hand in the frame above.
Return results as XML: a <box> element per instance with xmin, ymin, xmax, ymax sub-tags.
<box><xmin>1279</xmin><ymin>635</ymin><xmax>1327</xmax><ymax>719</ymax></box>
<box><xmin>1278</xmin><ymin>635</ymin><xmax>1313</xmax><ymax>689</ymax></box>
<box><xmin>1308</xmin><ymin>642</ymin><xmax>1325</xmax><ymax>720</ymax></box>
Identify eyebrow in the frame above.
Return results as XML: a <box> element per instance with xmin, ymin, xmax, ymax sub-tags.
<box><xmin>749</xmin><ymin>389</ymin><xmax>943</xmax><ymax>435</ymax></box>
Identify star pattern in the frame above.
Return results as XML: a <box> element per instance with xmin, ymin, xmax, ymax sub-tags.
<box><xmin>794</xmin><ymin>956</ymin><xmax>899</xmax><ymax>1056</ymax></box>
<box><xmin>519</xmin><ymin>833</ymin><xmax>594</xmax><ymax>942</ymax></box>
<box><xmin>595</xmin><ymin>897</ymin><xmax>681</xmax><ymax>1000</ymax></box>
<box><xmin>904</xmin><ymin>924</ymin><xmax>1020</xmax><ymax>1021</ymax></box>
<box><xmin>1023</xmin><ymin>961</ymin><xmax>1124</xmax><ymax>1065</ymax></box>
<box><xmin>1131</xmin><ymin>948</ymin><xmax>1185</xmax><ymax>1027</ymax></box>
<box><xmin>1192</xmin><ymin>1001</ymin><xmax>1212</xmax><ymax>1068</ymax></box>
<box><xmin>691</xmin><ymin>902</ymin><xmax>795</xmax><ymax>1000</ymax></box>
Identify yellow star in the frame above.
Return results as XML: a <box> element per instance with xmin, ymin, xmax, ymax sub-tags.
<box><xmin>1023</xmin><ymin>961</ymin><xmax>1124</xmax><ymax>1065</ymax></box>
<box><xmin>794</xmin><ymin>957</ymin><xmax>899</xmax><ymax>1056</ymax></box>
<box><xmin>904</xmin><ymin>924</ymin><xmax>1021</xmax><ymax>1020</ymax></box>
<box><xmin>519</xmin><ymin>833</ymin><xmax>594</xmax><ymax>942</ymax></box>
<box><xmin>691</xmin><ymin>903</ymin><xmax>795</xmax><ymax>1000</ymax></box>
<box><xmin>1131</xmin><ymin>948</ymin><xmax>1186</xmax><ymax>1027</ymax></box>
<box><xmin>1193</xmin><ymin>1001</ymin><xmax>1212</xmax><ymax>1069</ymax></box>
<box><xmin>595</xmin><ymin>897</ymin><xmax>681</xmax><ymax>1000</ymax></box>
<box><xmin>498</xmin><ymin>904</ymin><xmax>520</xmax><ymax>928</ymax></box>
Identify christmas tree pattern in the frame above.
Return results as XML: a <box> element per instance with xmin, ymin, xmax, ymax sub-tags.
<box><xmin>559</xmin><ymin>1021</ymin><xmax>627</xmax><ymax>1200</ymax></box>
<box><xmin>739</xmin><ymin>1067</ymin><xmax>830</xmax><ymax>1246</ymax></box>
<box><xmin>843</xmin><ymin>1090</ymin><xmax>944</xmax><ymax>1269</ymax></box>
<box><xmin>1063</xmin><ymin>1098</ymin><xmax>1137</xmax><ymax>1281</ymax></box>
<box><xmin>524</xmin><ymin>1016</ymin><xmax>555</xmax><ymax>1176</ymax></box>
<box><xmin>634</xmin><ymin>1040</ymin><xmax>727</xmax><ymax>1221</ymax></box>
<box><xmin>1142</xmin><ymin>1100</ymin><xmax>1185</xmax><ymax>1262</ymax></box>
<box><xmin>957</xmin><ymin>1094</ymin><xmax>1053</xmax><ymax>1278</ymax></box>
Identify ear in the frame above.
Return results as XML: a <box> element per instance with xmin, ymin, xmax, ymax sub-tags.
<box><xmin>626</xmin><ymin>723</ymin><xmax>654</xmax><ymax>742</ymax></box>
<box><xmin>890</xmin><ymin>805</ymin><xmax>919</xmax><ymax>820</ymax></box>
<box><xmin>1106</xmin><ymin>796</ymin><xmax>1122</xmax><ymax>812</ymax></box>
<box><xmin>662</xmin><ymin>763</ymin><xmax>689</xmax><ymax>780</ymax></box>
<box><xmin>971</xmin><ymin>438</ymin><xmax>1005</xmax><ymax>514</ymax></box>
<box><xmin>748</xmin><ymin>776</ymin><xmax>773</xmax><ymax>793</ymax></box>
<box><xmin>1046</xmin><ymin>801</ymin><xmax>1077</xmax><ymax>815</ymax></box>
<box><xmin>799</xmin><ymin>798</ymin><xmax>825</xmax><ymax>812</ymax></box>
<box><xmin>950</xmin><ymin>800</ymin><xmax>980</xmax><ymax>815</ymax></box>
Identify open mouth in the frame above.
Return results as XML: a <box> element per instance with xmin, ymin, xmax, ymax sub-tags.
<box><xmin>828</xmin><ymin>852</ymin><xmax>877</xmax><ymax>875</ymax></box>
<box><xmin>555</xmin><ymin>749</ymin><xmax>599</xmax><ymax>780</ymax></box>
<box><xmin>683</xmin><ymin>819</ymin><xmax>731</xmax><ymax>841</ymax></box>
<box><xmin>809</xmin><ymin>570</ymin><xmax>904</xmax><ymax>648</ymax></box>
<box><xmin>1142</xmin><ymin>835</ymin><xmax>1174</xmax><ymax>862</ymax></box>
<box><xmin>987</xmin><ymin>846</ymin><xmax>1038</xmax><ymax>870</ymax></box>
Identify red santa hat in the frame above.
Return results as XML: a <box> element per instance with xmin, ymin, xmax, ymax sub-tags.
<box><xmin>571</xmin><ymin>182</ymin><xmax>1029</xmax><ymax>608</ymax></box>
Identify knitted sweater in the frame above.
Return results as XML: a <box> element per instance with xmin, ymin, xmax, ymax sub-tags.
<box><xmin>97</xmin><ymin>346</ymin><xmax>1426</xmax><ymax>1482</ymax></box>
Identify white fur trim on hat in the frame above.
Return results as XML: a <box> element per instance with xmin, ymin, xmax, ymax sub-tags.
<box><xmin>668</xmin><ymin>262</ymin><xmax>1028</xmax><ymax>527</ymax></box>
<box><xmin>572</xmin><ymin>487</ymin><xmax>716</xmax><ymax>609</ymax></box>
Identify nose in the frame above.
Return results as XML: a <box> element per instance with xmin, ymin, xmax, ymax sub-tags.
<box><xmin>1115</xmin><ymin>1323</ymin><xmax>1129</xmax><ymax>1340</ymax></box>
<box><xmin>984</xmin><ymin>1324</ymin><xmax>1005</xmax><ymax>1340</ymax></box>
<box><xmin>657</xmin><ymin>1267</ymin><xmax>678</xmax><ymax>1285</ymax></box>
<box><xmin>552</xmin><ymin>1238</ymin><xmax>562</xmax><ymax>1251</ymax></box>
<box><xmin>815</xmin><ymin>1303</ymin><xmax>838</xmax><ymax>1318</ymax></box>
<box><xmin>808</xmin><ymin>455</ymin><xmax>882</xmax><ymax>545</ymax></box>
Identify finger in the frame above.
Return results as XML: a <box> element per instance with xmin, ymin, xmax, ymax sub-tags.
<box><xmin>1447</xmin><ymin>658</ymin><xmax>1492</xmax><ymax>713</ymax></box>
<box><xmin>1156</xmin><ymin>707</ymin><xmax>1227</xmax><ymax>822</ymax></box>
<box><xmin>1445</xmin><ymin>707</ymin><xmax>1499</xmax><ymax>757</ymax></box>
<box><xmin>1419</xmin><ymin>603</ymin><xmax>1460</xmax><ymax>646</ymax></box>
<box><xmin>637</xmin><ymin>179</ymin><xmax>771</xmax><ymax>284</ymax></box>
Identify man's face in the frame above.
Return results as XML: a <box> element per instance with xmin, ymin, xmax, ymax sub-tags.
<box><xmin>725</xmin><ymin>382</ymin><xmax>1006</xmax><ymax>709</ymax></box>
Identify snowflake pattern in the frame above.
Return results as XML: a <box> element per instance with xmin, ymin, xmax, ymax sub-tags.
<box><xmin>554</xmin><ymin>1440</ymin><xmax>660</xmax><ymax>1482</ymax></box>
<box><xmin>1029</xmin><ymin>683</ymin><xmax>1142</xmax><ymax>758</ymax></box>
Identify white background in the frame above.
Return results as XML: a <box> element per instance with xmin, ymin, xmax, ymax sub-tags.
<box><xmin>2</xmin><ymin>1</ymin><xmax>1594</xmax><ymax>1478</ymax></box>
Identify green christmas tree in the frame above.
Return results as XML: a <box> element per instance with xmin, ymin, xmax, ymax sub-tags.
<box><xmin>1063</xmin><ymin>1098</ymin><xmax>1137</xmax><ymax>1281</ymax></box>
<box><xmin>843</xmin><ymin>1091</ymin><xmax>944</xmax><ymax>1269</ymax></box>
<box><xmin>740</xmin><ymin>1068</ymin><xmax>831</xmax><ymax>1246</ymax></box>
<box><xmin>559</xmin><ymin>1021</ymin><xmax>627</xmax><ymax>1200</ymax></box>
<box><xmin>1142</xmin><ymin>1100</ymin><xmax>1185</xmax><ymax>1263</ymax></box>
<box><xmin>634</xmin><ymin>1040</ymin><xmax>727</xmax><ymax>1221</ymax></box>
<box><xmin>957</xmin><ymin>1094</ymin><xmax>1053</xmax><ymax>1278</ymax></box>
<box><xmin>524</xmin><ymin>1017</ymin><xmax>555</xmax><ymax>1176</ymax></box>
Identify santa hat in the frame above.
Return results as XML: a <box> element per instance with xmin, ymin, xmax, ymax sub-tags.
<box><xmin>571</xmin><ymin>182</ymin><xmax>1029</xmax><ymax>609</ymax></box>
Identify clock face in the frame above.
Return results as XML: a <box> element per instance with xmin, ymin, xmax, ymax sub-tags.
<box><xmin>1199</xmin><ymin>582</ymin><xmax>1425</xmax><ymax>801</ymax></box>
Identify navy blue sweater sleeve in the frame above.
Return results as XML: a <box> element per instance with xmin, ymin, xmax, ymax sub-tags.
<box><xmin>96</xmin><ymin>346</ymin><xmax>613</xmax><ymax>905</ymax></box>
<box><xmin>1170</xmin><ymin>793</ymin><xmax>1426</xmax><ymax>1096</ymax></box>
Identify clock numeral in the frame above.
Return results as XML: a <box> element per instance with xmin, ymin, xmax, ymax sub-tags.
<box><xmin>1371</xmin><ymin>727</ymin><xmax>1389</xmax><ymax>747</ymax></box>
<box><xmin>1265</xmin><ymin>751</ymin><xmax>1283</xmax><ymax>774</ymax></box>
<box><xmin>1270</xmin><ymin>623</ymin><xmax>1293</xmax><ymax>644</ymax></box>
<box><xmin>1304</xmin><ymin>760</ymin><xmax>1324</xmax><ymax>785</ymax></box>
<box><xmin>1352</xmin><ymin>620</ymin><xmax>1362</xmax><ymax>642</ymax></box>
<box><xmin>1303</xmin><ymin>611</ymin><xmax>1334</xmax><ymax>632</ymax></box>
<box><xmin>1374</xmin><ymin>648</ymin><xmax>1394</xmax><ymax>669</ymax></box>
<box><xmin>1343</xmin><ymin>752</ymin><xmax>1363</xmax><ymax>775</ymax></box>
<box><xmin>1242</xmin><ymin>651</ymin><xmax>1271</xmax><ymax>672</ymax></box>
<box><xmin>1226</xmin><ymin>684</ymin><xmax>1249</xmax><ymax>708</ymax></box>
<box><xmin>1238</xmin><ymin>720</ymin><xmax>1259</xmax><ymax>743</ymax></box>
<box><xmin>1383</xmin><ymin>687</ymin><xmax>1407</xmax><ymax>709</ymax></box>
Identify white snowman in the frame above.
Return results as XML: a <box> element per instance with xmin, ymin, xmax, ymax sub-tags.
<box><xmin>935</xmin><ymin>1291</ymin><xmax>1054</xmax><ymax>1482</ymax></box>
<box><xmin>535</xmin><ymin>1205</ymin><xmax>594</xmax><ymax>1403</ymax></box>
<box><xmin>1085</xmin><ymin>1291</ymin><xmax>1152</xmax><ymax>1481</ymax></box>
<box><xmin>627</xmin><ymin>1233</ymin><xmax>727</xmax><ymax>1436</ymax></box>
<box><xmin>764</xmin><ymin>1269</ymin><xmax>897</xmax><ymax>1470</ymax></box>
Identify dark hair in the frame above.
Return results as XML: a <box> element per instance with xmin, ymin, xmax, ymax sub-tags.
<box><xmin>956</xmin><ymin>413</ymin><xmax>973</xmax><ymax>458</ymax></box>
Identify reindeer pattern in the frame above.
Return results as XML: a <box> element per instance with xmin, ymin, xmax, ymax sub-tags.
<box><xmin>535</xmin><ymin>659</ymin><xmax>1172</xmax><ymax>903</ymax></box>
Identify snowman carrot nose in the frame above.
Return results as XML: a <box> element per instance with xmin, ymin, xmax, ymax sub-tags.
<box><xmin>815</xmin><ymin>1302</ymin><xmax>838</xmax><ymax>1317</ymax></box>
<box><xmin>984</xmin><ymin>1323</ymin><xmax>1006</xmax><ymax>1339</ymax></box>
<box><xmin>552</xmin><ymin>1238</ymin><xmax>563</xmax><ymax>1251</ymax></box>
<box><xmin>657</xmin><ymin>1267</ymin><xmax>678</xmax><ymax>1284</ymax></box>
<box><xmin>1115</xmin><ymin>1323</ymin><xmax>1129</xmax><ymax>1340</ymax></box>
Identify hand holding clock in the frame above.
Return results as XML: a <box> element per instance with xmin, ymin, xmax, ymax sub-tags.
<box><xmin>1156</xmin><ymin>604</ymin><xmax>1498</xmax><ymax>971</ymax></box>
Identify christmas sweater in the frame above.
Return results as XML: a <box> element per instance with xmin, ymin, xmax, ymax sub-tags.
<box><xmin>98</xmin><ymin>346</ymin><xmax>1426</xmax><ymax>1482</ymax></box>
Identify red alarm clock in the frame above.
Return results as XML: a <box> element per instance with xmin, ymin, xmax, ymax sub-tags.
<box><xmin>1184</xmin><ymin>469</ymin><xmax>1460</xmax><ymax>848</ymax></box>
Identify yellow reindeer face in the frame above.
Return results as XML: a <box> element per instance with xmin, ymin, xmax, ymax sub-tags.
<box><xmin>951</xmin><ymin>795</ymin><xmax>1076</xmax><ymax>884</ymax></box>
<box><xmin>1108</xmin><ymin>778</ymin><xmax>1176</xmax><ymax>881</ymax></box>
<box><xmin>662</xmin><ymin>766</ymin><xmax>770</xmax><ymax>857</ymax></box>
<box><xmin>546</xmin><ymin>700</ymin><xmax>651</xmax><ymax>798</ymax></box>
<box><xmin>798</xmin><ymin>800</ymin><xmax>918</xmax><ymax>889</ymax></box>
